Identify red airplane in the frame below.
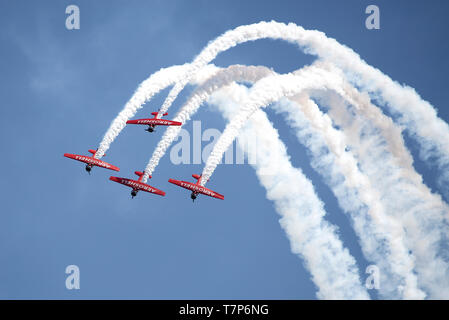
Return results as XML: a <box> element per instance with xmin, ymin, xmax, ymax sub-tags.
<box><xmin>109</xmin><ymin>171</ymin><xmax>166</xmax><ymax>199</ymax></box>
<box><xmin>168</xmin><ymin>174</ymin><xmax>224</xmax><ymax>202</ymax></box>
<box><xmin>64</xmin><ymin>149</ymin><xmax>120</xmax><ymax>174</ymax></box>
<box><xmin>126</xmin><ymin>112</ymin><xmax>182</xmax><ymax>133</ymax></box>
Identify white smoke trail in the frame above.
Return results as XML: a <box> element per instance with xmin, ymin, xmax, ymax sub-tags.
<box><xmin>95</xmin><ymin>64</ymin><xmax>189</xmax><ymax>159</ymax></box>
<box><xmin>314</xmin><ymin>90</ymin><xmax>449</xmax><ymax>299</ymax></box>
<box><xmin>146</xmin><ymin>62</ymin><xmax>439</xmax><ymax>216</ymax></box>
<box><xmin>312</xmin><ymin>63</ymin><xmax>449</xmax><ymax>226</ymax></box>
<box><xmin>94</xmin><ymin>64</ymin><xmax>221</xmax><ymax>159</ymax></box>
<box><xmin>315</xmin><ymin>62</ymin><xmax>448</xmax><ymax>207</ymax></box>
<box><xmin>201</xmin><ymin>70</ymin><xmax>424</xmax><ymax>298</ymax></box>
<box><xmin>200</xmin><ymin>65</ymin><xmax>350</xmax><ymax>183</ymax></box>
<box><xmin>91</xmin><ymin>22</ymin><xmax>449</xmax><ymax>297</ymax></box>
<box><xmin>123</xmin><ymin>58</ymin><xmax>444</xmax><ymax>297</ymax></box>
<box><xmin>274</xmin><ymin>95</ymin><xmax>425</xmax><ymax>299</ymax></box>
<box><xmin>202</xmin><ymin>66</ymin><xmax>449</xmax><ymax>298</ymax></box>
<box><xmin>136</xmin><ymin>64</ymin><xmax>373</xmax><ymax>298</ymax></box>
<box><xmin>208</xmin><ymin>83</ymin><xmax>370</xmax><ymax>300</ymax></box>
<box><xmin>156</xmin><ymin>21</ymin><xmax>449</xmax><ymax>196</ymax></box>
<box><xmin>160</xmin><ymin>64</ymin><xmax>423</xmax><ymax>297</ymax></box>
<box><xmin>141</xmin><ymin>65</ymin><xmax>275</xmax><ymax>182</ymax></box>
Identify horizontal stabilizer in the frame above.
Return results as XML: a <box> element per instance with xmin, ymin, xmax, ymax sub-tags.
<box><xmin>151</xmin><ymin>112</ymin><xmax>168</xmax><ymax>116</ymax></box>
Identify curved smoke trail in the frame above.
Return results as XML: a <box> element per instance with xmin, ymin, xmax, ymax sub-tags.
<box><xmin>274</xmin><ymin>95</ymin><xmax>424</xmax><ymax>299</ymax></box>
<box><xmin>202</xmin><ymin>67</ymin><xmax>448</xmax><ymax>298</ymax></box>
<box><xmin>95</xmin><ymin>64</ymin><xmax>188</xmax><ymax>159</ymax></box>
<box><xmin>143</xmin><ymin>63</ymin><xmax>425</xmax><ymax>298</ymax></box>
<box><xmin>208</xmin><ymin>82</ymin><xmax>424</xmax><ymax>299</ymax></box>
<box><xmin>200</xmin><ymin>64</ymin><xmax>350</xmax><ymax>183</ymax></box>
<box><xmin>154</xmin><ymin>21</ymin><xmax>449</xmax><ymax>195</ymax></box>
<box><xmin>138</xmin><ymin>65</ymin><xmax>372</xmax><ymax>298</ymax></box>
<box><xmin>141</xmin><ymin>65</ymin><xmax>276</xmax><ymax>182</ymax></box>
<box><xmin>313</xmin><ymin>90</ymin><xmax>449</xmax><ymax>298</ymax></box>
<box><xmin>92</xmin><ymin>21</ymin><xmax>449</xmax><ymax>299</ymax></box>
<box><xmin>207</xmin><ymin>83</ymin><xmax>370</xmax><ymax>299</ymax></box>
<box><xmin>95</xmin><ymin>64</ymin><xmax>220</xmax><ymax>159</ymax></box>
<box><xmin>98</xmin><ymin>21</ymin><xmax>449</xmax><ymax>195</ymax></box>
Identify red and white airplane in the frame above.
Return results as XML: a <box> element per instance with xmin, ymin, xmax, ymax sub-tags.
<box><xmin>110</xmin><ymin>171</ymin><xmax>166</xmax><ymax>198</ymax></box>
<box><xmin>126</xmin><ymin>112</ymin><xmax>182</xmax><ymax>133</ymax></box>
<box><xmin>64</xmin><ymin>149</ymin><xmax>120</xmax><ymax>174</ymax></box>
<box><xmin>168</xmin><ymin>174</ymin><xmax>224</xmax><ymax>202</ymax></box>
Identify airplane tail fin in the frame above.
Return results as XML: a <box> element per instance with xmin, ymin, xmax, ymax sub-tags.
<box><xmin>135</xmin><ymin>171</ymin><xmax>151</xmax><ymax>181</ymax></box>
<box><xmin>88</xmin><ymin>149</ymin><xmax>97</xmax><ymax>156</ymax></box>
<box><xmin>192</xmin><ymin>174</ymin><xmax>209</xmax><ymax>184</ymax></box>
<box><xmin>151</xmin><ymin>112</ymin><xmax>168</xmax><ymax>117</ymax></box>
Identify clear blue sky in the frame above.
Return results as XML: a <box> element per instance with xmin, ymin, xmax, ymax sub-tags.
<box><xmin>0</xmin><ymin>0</ymin><xmax>448</xmax><ymax>299</ymax></box>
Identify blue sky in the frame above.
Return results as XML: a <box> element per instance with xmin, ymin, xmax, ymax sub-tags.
<box><xmin>0</xmin><ymin>0</ymin><xmax>448</xmax><ymax>299</ymax></box>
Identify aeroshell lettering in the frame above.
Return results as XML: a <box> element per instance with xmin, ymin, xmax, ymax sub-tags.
<box><xmin>137</xmin><ymin>119</ymin><xmax>172</xmax><ymax>125</ymax></box>
<box><xmin>180</xmin><ymin>182</ymin><xmax>215</xmax><ymax>196</ymax></box>
<box><xmin>121</xmin><ymin>179</ymin><xmax>154</xmax><ymax>192</ymax></box>
<box><xmin>74</xmin><ymin>155</ymin><xmax>111</xmax><ymax>168</ymax></box>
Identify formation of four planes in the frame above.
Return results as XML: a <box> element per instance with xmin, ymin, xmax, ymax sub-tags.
<box><xmin>64</xmin><ymin>112</ymin><xmax>224</xmax><ymax>202</ymax></box>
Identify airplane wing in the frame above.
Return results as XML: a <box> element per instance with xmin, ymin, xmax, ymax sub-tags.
<box><xmin>110</xmin><ymin>177</ymin><xmax>165</xmax><ymax>196</ymax></box>
<box><xmin>168</xmin><ymin>179</ymin><xmax>193</xmax><ymax>191</ymax></box>
<box><xmin>168</xmin><ymin>179</ymin><xmax>224</xmax><ymax>200</ymax></box>
<box><xmin>137</xmin><ymin>183</ymin><xmax>166</xmax><ymax>196</ymax></box>
<box><xmin>156</xmin><ymin>119</ymin><xmax>182</xmax><ymax>126</ymax></box>
<box><xmin>126</xmin><ymin>119</ymin><xmax>182</xmax><ymax>126</ymax></box>
<box><xmin>64</xmin><ymin>153</ymin><xmax>120</xmax><ymax>171</ymax></box>
<box><xmin>198</xmin><ymin>186</ymin><xmax>224</xmax><ymax>200</ymax></box>
<box><xmin>126</xmin><ymin>119</ymin><xmax>153</xmax><ymax>125</ymax></box>
<box><xmin>94</xmin><ymin>160</ymin><xmax>120</xmax><ymax>171</ymax></box>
